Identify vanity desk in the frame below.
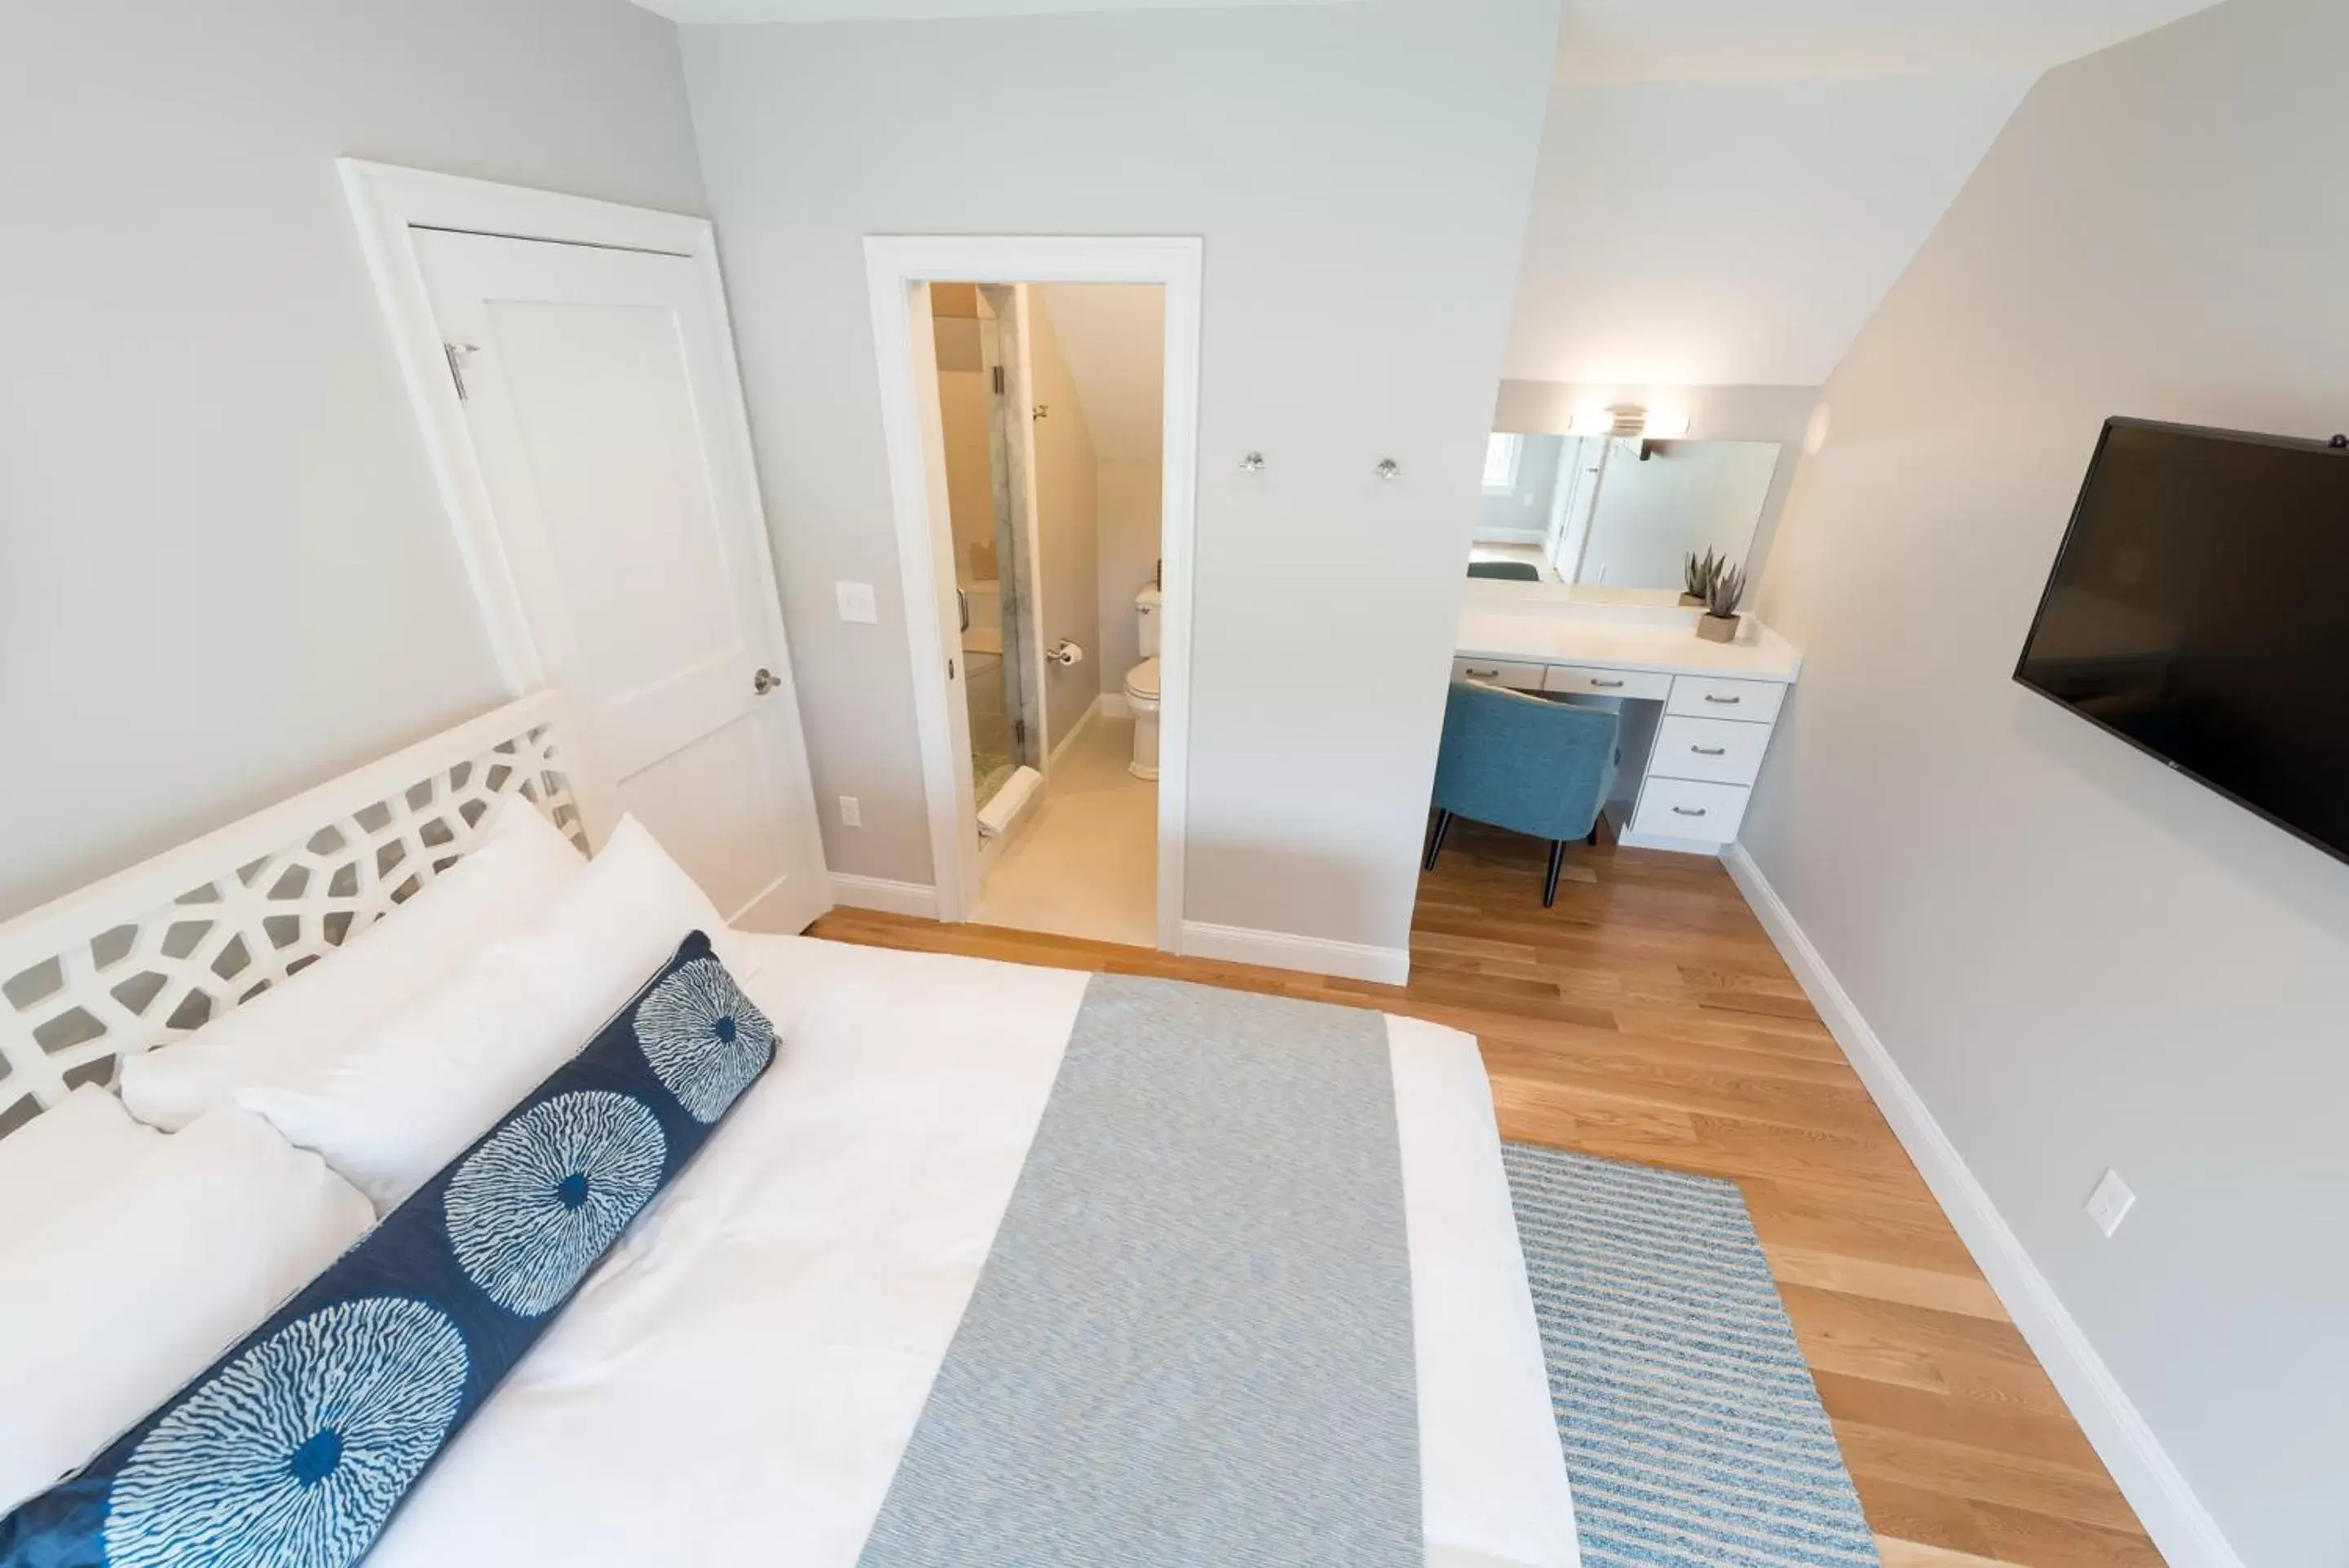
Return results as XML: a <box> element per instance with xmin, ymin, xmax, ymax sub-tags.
<box><xmin>1453</xmin><ymin>585</ymin><xmax>1802</xmax><ymax>854</ymax></box>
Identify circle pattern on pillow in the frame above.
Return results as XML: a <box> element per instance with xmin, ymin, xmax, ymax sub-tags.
<box><xmin>634</xmin><ymin>958</ymin><xmax>776</xmax><ymax>1124</ymax></box>
<box><xmin>444</xmin><ymin>1090</ymin><xmax>667</xmax><ymax>1316</ymax></box>
<box><xmin>105</xmin><ymin>1296</ymin><xmax>467</xmax><ymax>1568</ymax></box>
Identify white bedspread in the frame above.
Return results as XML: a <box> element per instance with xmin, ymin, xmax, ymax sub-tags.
<box><xmin>369</xmin><ymin>937</ymin><xmax>1578</xmax><ymax>1568</ymax></box>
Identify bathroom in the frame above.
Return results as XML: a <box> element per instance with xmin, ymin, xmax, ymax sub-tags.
<box><xmin>930</xmin><ymin>281</ymin><xmax>1167</xmax><ymax>947</ymax></box>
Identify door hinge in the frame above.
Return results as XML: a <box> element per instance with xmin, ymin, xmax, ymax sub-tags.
<box><xmin>443</xmin><ymin>341</ymin><xmax>479</xmax><ymax>402</ymax></box>
<box><xmin>991</xmin><ymin>364</ymin><xmax>1005</xmax><ymax>395</ymax></box>
<box><xmin>1013</xmin><ymin>718</ymin><xmax>1027</xmax><ymax>746</ymax></box>
<box><xmin>947</xmin><ymin>657</ymin><xmax>956</xmax><ymax>680</ymax></box>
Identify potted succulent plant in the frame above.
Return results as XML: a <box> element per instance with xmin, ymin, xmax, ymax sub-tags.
<box><xmin>1696</xmin><ymin>560</ymin><xmax>1747</xmax><ymax>643</ymax></box>
<box><xmin>1680</xmin><ymin>550</ymin><xmax>1721</xmax><ymax>607</ymax></box>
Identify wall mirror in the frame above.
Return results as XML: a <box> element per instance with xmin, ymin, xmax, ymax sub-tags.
<box><xmin>1466</xmin><ymin>432</ymin><xmax>1782</xmax><ymax>594</ymax></box>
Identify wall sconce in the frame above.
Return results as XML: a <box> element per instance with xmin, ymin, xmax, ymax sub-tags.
<box><xmin>1569</xmin><ymin>404</ymin><xmax>1690</xmax><ymax>439</ymax></box>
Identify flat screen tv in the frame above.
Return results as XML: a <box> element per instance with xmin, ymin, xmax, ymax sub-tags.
<box><xmin>2014</xmin><ymin>417</ymin><xmax>2349</xmax><ymax>865</ymax></box>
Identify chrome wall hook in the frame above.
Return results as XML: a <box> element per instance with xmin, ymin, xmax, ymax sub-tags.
<box><xmin>1239</xmin><ymin>451</ymin><xmax>1265</xmax><ymax>473</ymax></box>
<box><xmin>1374</xmin><ymin>457</ymin><xmax>1402</xmax><ymax>482</ymax></box>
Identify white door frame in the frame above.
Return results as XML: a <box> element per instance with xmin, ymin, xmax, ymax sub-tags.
<box><xmin>863</xmin><ymin>236</ymin><xmax>1201</xmax><ymax>952</ymax></box>
<box><xmin>338</xmin><ymin>159</ymin><xmax>812</xmax><ymax>865</ymax></box>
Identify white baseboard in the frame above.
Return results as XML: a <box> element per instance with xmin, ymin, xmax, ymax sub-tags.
<box><xmin>1721</xmin><ymin>846</ymin><xmax>2242</xmax><ymax>1568</ymax></box>
<box><xmin>1179</xmin><ymin>919</ymin><xmax>1410</xmax><ymax>986</ymax></box>
<box><xmin>1049</xmin><ymin>694</ymin><xmax>1102</xmax><ymax>771</ymax></box>
<box><xmin>1097</xmin><ymin>691</ymin><xmax>1132</xmax><ymax>721</ymax></box>
<box><xmin>828</xmin><ymin>872</ymin><xmax>938</xmax><ymax>920</ymax></box>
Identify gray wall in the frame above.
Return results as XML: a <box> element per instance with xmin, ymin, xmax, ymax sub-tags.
<box><xmin>1025</xmin><ymin>293</ymin><xmax>1102</xmax><ymax>752</ymax></box>
<box><xmin>1496</xmin><ymin>380</ymin><xmax>1819</xmax><ymax>585</ymax></box>
<box><xmin>682</xmin><ymin>1</ymin><xmax>1558</xmax><ymax>950</ymax></box>
<box><xmin>1743</xmin><ymin>1</ymin><xmax>2349</xmax><ymax>1560</ymax></box>
<box><xmin>1472</xmin><ymin>434</ymin><xmax>1565</xmax><ymax>543</ymax></box>
<box><xmin>0</xmin><ymin>0</ymin><xmax>707</xmax><ymax>921</ymax></box>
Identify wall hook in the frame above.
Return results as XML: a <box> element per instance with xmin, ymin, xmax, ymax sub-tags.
<box><xmin>1239</xmin><ymin>451</ymin><xmax>1265</xmax><ymax>473</ymax></box>
<box><xmin>1374</xmin><ymin>457</ymin><xmax>1402</xmax><ymax>481</ymax></box>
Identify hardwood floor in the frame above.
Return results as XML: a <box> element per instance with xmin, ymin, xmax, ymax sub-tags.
<box><xmin>808</xmin><ymin>816</ymin><xmax>2163</xmax><ymax>1567</ymax></box>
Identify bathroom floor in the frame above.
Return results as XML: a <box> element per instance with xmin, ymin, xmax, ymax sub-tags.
<box><xmin>974</xmin><ymin>709</ymin><xmax>1155</xmax><ymax>948</ymax></box>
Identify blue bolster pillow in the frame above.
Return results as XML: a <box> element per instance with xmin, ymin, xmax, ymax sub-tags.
<box><xmin>1</xmin><ymin>930</ymin><xmax>775</xmax><ymax>1568</ymax></box>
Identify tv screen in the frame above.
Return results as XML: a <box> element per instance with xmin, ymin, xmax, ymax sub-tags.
<box><xmin>2015</xmin><ymin>417</ymin><xmax>2349</xmax><ymax>864</ymax></box>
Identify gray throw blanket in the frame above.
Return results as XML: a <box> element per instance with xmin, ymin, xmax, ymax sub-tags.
<box><xmin>857</xmin><ymin>974</ymin><xmax>1421</xmax><ymax>1568</ymax></box>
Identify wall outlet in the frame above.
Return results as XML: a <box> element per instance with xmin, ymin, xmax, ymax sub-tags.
<box><xmin>837</xmin><ymin>795</ymin><xmax>862</xmax><ymax>828</ymax></box>
<box><xmin>2085</xmin><ymin>1168</ymin><xmax>2135</xmax><ymax>1238</ymax></box>
<box><xmin>835</xmin><ymin>581</ymin><xmax>878</xmax><ymax>624</ymax></box>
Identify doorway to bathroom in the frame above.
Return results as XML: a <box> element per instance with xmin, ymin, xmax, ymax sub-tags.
<box><xmin>864</xmin><ymin>237</ymin><xmax>1200</xmax><ymax>953</ymax></box>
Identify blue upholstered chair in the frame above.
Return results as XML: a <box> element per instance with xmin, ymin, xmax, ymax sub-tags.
<box><xmin>1424</xmin><ymin>679</ymin><xmax>1620</xmax><ymax>905</ymax></box>
<box><xmin>1466</xmin><ymin>560</ymin><xmax>1543</xmax><ymax>581</ymax></box>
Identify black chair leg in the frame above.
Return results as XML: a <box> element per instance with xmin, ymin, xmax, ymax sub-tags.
<box><xmin>1587</xmin><ymin>823</ymin><xmax>1601</xmax><ymax>847</ymax></box>
<box><xmin>1423</xmin><ymin>810</ymin><xmax>1455</xmax><ymax>872</ymax></box>
<box><xmin>1543</xmin><ymin>839</ymin><xmax>1568</xmax><ymax>907</ymax></box>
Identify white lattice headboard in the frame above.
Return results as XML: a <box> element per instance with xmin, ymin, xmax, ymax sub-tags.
<box><xmin>0</xmin><ymin>692</ymin><xmax>589</xmax><ymax>1137</ymax></box>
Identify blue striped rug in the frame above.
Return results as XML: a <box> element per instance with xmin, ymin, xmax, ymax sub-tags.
<box><xmin>1501</xmin><ymin>1142</ymin><xmax>1879</xmax><ymax>1566</ymax></box>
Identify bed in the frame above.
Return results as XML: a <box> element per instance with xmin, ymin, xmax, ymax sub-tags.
<box><xmin>0</xmin><ymin>693</ymin><xmax>1578</xmax><ymax>1567</ymax></box>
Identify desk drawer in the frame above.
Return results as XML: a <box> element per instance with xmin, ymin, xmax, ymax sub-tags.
<box><xmin>1653</xmin><ymin>714</ymin><xmax>1771</xmax><ymax>786</ymax></box>
<box><xmin>1451</xmin><ymin>657</ymin><xmax>1547</xmax><ymax>691</ymax></box>
<box><xmin>1666</xmin><ymin>674</ymin><xmax>1785</xmax><ymax>723</ymax></box>
<box><xmin>1630</xmin><ymin>777</ymin><xmax>1751</xmax><ymax>843</ymax></box>
<box><xmin>1543</xmin><ymin>664</ymin><xmax>1672</xmax><ymax>701</ymax></box>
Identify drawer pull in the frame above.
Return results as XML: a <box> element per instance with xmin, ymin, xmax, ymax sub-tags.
<box><xmin>1589</xmin><ymin>677</ymin><xmax>1626</xmax><ymax>689</ymax></box>
<box><xmin>1703</xmin><ymin>693</ymin><xmax>1742</xmax><ymax>705</ymax></box>
<box><xmin>1690</xmin><ymin>745</ymin><xmax>1728</xmax><ymax>757</ymax></box>
<box><xmin>1671</xmin><ymin>806</ymin><xmax>1708</xmax><ymax>817</ymax></box>
<box><xmin>1464</xmin><ymin>667</ymin><xmax>1499</xmax><ymax>678</ymax></box>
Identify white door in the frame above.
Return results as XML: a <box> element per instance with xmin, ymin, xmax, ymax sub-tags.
<box><xmin>413</xmin><ymin>227</ymin><xmax>830</xmax><ymax>934</ymax></box>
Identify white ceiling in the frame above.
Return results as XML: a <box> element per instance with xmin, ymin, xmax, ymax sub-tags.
<box><xmin>629</xmin><ymin>0</ymin><xmax>1349</xmax><ymax>24</ymax></box>
<box><xmin>1555</xmin><ymin>0</ymin><xmax>2225</xmax><ymax>82</ymax></box>
<box><xmin>622</xmin><ymin>0</ymin><xmax>2223</xmax><ymax>393</ymax></box>
<box><xmin>1038</xmin><ymin>285</ymin><xmax>1163</xmax><ymax>463</ymax></box>
<box><xmin>629</xmin><ymin>0</ymin><xmax>2221</xmax><ymax>55</ymax></box>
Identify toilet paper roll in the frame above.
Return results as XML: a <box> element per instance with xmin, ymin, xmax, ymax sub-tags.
<box><xmin>1049</xmin><ymin>640</ymin><xmax>1084</xmax><ymax>667</ymax></box>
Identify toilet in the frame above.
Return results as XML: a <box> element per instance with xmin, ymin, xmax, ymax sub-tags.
<box><xmin>1124</xmin><ymin>585</ymin><xmax>1162</xmax><ymax>780</ymax></box>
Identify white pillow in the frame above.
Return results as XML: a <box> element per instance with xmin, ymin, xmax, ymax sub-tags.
<box><xmin>0</xmin><ymin>1086</ymin><xmax>164</xmax><ymax>1256</ymax></box>
<box><xmin>237</xmin><ymin>815</ymin><xmax>751</xmax><ymax>1213</ymax></box>
<box><xmin>118</xmin><ymin>801</ymin><xmax>585</xmax><ymax>1131</ymax></box>
<box><xmin>0</xmin><ymin>1106</ymin><xmax>373</xmax><ymax>1514</ymax></box>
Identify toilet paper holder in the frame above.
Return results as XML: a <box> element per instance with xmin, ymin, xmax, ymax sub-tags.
<box><xmin>1049</xmin><ymin>639</ymin><xmax>1085</xmax><ymax>667</ymax></box>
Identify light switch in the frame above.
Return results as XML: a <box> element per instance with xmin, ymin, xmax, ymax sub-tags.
<box><xmin>836</xmin><ymin>581</ymin><xmax>878</xmax><ymax>623</ymax></box>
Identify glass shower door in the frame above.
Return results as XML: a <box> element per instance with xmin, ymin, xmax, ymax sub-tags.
<box><xmin>965</xmin><ymin>289</ymin><xmax>1038</xmax><ymax>813</ymax></box>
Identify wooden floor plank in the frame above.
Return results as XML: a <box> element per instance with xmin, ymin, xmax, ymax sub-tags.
<box><xmin>1879</xmin><ymin>1535</ymin><xmax>2023</xmax><ymax>1568</ymax></box>
<box><xmin>806</xmin><ymin>815</ymin><xmax>2161</xmax><ymax>1566</ymax></box>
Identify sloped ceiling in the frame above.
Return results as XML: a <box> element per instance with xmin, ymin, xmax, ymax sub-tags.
<box><xmin>1556</xmin><ymin>0</ymin><xmax>2227</xmax><ymax>82</ymax></box>
<box><xmin>631</xmin><ymin>0</ymin><xmax>1350</xmax><ymax>22</ymax></box>
<box><xmin>1506</xmin><ymin>73</ymin><xmax>2032</xmax><ymax>386</ymax></box>
<box><xmin>1508</xmin><ymin>0</ymin><xmax>2224</xmax><ymax>389</ymax></box>
<box><xmin>1038</xmin><ymin>284</ymin><xmax>1163</xmax><ymax>464</ymax></box>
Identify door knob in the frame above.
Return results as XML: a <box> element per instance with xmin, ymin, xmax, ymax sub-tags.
<box><xmin>753</xmin><ymin>668</ymin><xmax>779</xmax><ymax>696</ymax></box>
